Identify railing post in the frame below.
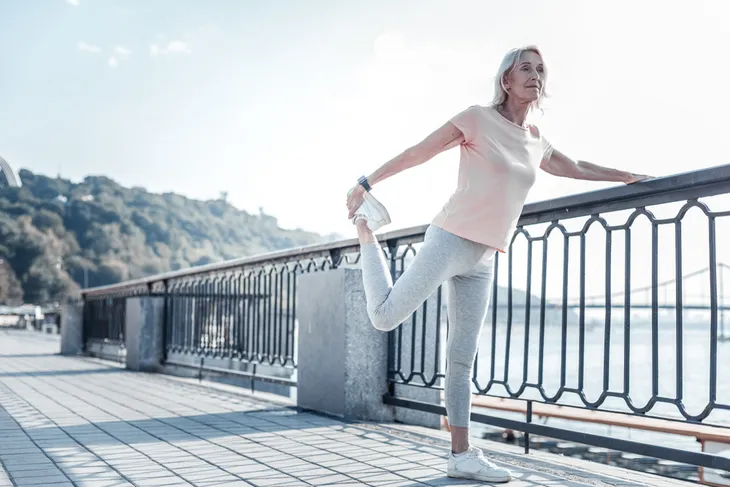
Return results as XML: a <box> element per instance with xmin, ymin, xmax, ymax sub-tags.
<box><xmin>124</xmin><ymin>295</ymin><xmax>165</xmax><ymax>372</ymax></box>
<box><xmin>162</xmin><ymin>280</ymin><xmax>169</xmax><ymax>362</ymax></box>
<box><xmin>297</xmin><ymin>267</ymin><xmax>395</xmax><ymax>422</ymax></box>
<box><xmin>525</xmin><ymin>400</ymin><xmax>533</xmax><ymax>454</ymax></box>
<box><xmin>386</xmin><ymin>238</ymin><xmax>398</xmax><ymax>400</ymax></box>
<box><xmin>251</xmin><ymin>364</ymin><xmax>256</xmax><ymax>393</ymax></box>
<box><xmin>329</xmin><ymin>248</ymin><xmax>341</xmax><ymax>269</ymax></box>
<box><xmin>60</xmin><ymin>298</ymin><xmax>84</xmax><ymax>356</ymax></box>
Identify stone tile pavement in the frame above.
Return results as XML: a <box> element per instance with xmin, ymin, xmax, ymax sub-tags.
<box><xmin>0</xmin><ymin>330</ymin><xmax>692</xmax><ymax>487</ymax></box>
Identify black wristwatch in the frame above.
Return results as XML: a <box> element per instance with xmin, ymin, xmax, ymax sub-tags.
<box><xmin>358</xmin><ymin>176</ymin><xmax>371</xmax><ymax>192</ymax></box>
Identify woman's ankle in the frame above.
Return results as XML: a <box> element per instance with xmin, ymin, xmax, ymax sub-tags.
<box><xmin>356</xmin><ymin>220</ymin><xmax>377</xmax><ymax>244</ymax></box>
<box><xmin>450</xmin><ymin>426</ymin><xmax>470</xmax><ymax>454</ymax></box>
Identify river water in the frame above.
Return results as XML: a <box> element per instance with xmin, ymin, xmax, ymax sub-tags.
<box><xmin>466</xmin><ymin>322</ymin><xmax>730</xmax><ymax>452</ymax></box>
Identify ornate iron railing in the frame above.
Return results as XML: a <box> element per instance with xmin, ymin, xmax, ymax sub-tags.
<box><xmin>79</xmin><ymin>163</ymin><xmax>730</xmax><ymax>474</ymax></box>
<box><xmin>82</xmin><ymin>281</ymin><xmax>149</xmax><ymax>336</ymax></box>
<box><xmin>384</xmin><ymin>163</ymin><xmax>730</xmax><ymax>474</ymax></box>
<box><xmin>82</xmin><ymin>295</ymin><xmax>129</xmax><ymax>361</ymax></box>
<box><xmin>81</xmin><ymin>237</ymin><xmax>368</xmax><ymax>385</ymax></box>
<box><xmin>161</xmin><ymin>251</ymin><xmax>349</xmax><ymax>385</ymax></box>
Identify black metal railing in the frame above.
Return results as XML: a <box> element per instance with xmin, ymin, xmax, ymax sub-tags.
<box><xmin>78</xmin><ymin>163</ymin><xmax>730</xmax><ymax>474</ymax></box>
<box><xmin>82</xmin><ymin>294</ymin><xmax>129</xmax><ymax>361</ymax></box>
<box><xmin>384</xmin><ymin>163</ymin><xmax>730</xmax><ymax>473</ymax></box>
<box><xmin>83</xmin><ymin>280</ymin><xmax>150</xmax><ymax>335</ymax></box>
<box><xmin>161</xmin><ymin>252</ymin><xmax>352</xmax><ymax>386</ymax></box>
<box><xmin>81</xmin><ymin>240</ymin><xmax>368</xmax><ymax>387</ymax></box>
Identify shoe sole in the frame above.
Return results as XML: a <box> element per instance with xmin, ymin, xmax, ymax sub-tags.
<box><xmin>447</xmin><ymin>470</ymin><xmax>512</xmax><ymax>483</ymax></box>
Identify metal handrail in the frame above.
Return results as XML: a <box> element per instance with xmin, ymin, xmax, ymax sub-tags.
<box><xmin>81</xmin><ymin>163</ymin><xmax>730</xmax><ymax>297</ymax></box>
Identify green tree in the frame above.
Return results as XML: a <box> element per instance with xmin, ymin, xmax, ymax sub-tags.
<box><xmin>0</xmin><ymin>169</ymin><xmax>325</xmax><ymax>304</ymax></box>
<box><xmin>0</xmin><ymin>258</ymin><xmax>24</xmax><ymax>305</ymax></box>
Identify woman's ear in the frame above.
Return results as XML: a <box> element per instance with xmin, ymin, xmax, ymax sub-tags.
<box><xmin>501</xmin><ymin>74</ymin><xmax>510</xmax><ymax>92</ymax></box>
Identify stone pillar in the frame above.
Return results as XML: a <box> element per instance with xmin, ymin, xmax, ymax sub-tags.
<box><xmin>125</xmin><ymin>296</ymin><xmax>165</xmax><ymax>372</ymax></box>
<box><xmin>60</xmin><ymin>300</ymin><xmax>84</xmax><ymax>355</ymax></box>
<box><xmin>297</xmin><ymin>267</ymin><xmax>394</xmax><ymax>423</ymax></box>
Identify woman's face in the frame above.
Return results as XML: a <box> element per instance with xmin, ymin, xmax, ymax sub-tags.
<box><xmin>503</xmin><ymin>51</ymin><xmax>545</xmax><ymax>104</ymax></box>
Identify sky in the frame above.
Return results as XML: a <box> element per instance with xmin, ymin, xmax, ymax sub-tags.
<box><xmin>2</xmin><ymin>0</ymin><xmax>730</xmax><ymax>298</ymax></box>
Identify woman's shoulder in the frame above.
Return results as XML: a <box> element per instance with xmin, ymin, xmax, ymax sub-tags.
<box><xmin>464</xmin><ymin>104</ymin><xmax>493</xmax><ymax>115</ymax></box>
<box><xmin>455</xmin><ymin>104</ymin><xmax>498</xmax><ymax>124</ymax></box>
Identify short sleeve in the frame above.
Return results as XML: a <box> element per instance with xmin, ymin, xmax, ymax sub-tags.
<box><xmin>540</xmin><ymin>136</ymin><xmax>554</xmax><ymax>168</ymax></box>
<box><xmin>530</xmin><ymin>124</ymin><xmax>554</xmax><ymax>168</ymax></box>
<box><xmin>450</xmin><ymin>105</ymin><xmax>482</xmax><ymax>144</ymax></box>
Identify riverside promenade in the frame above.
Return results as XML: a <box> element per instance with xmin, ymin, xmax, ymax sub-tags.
<box><xmin>0</xmin><ymin>330</ymin><xmax>691</xmax><ymax>487</ymax></box>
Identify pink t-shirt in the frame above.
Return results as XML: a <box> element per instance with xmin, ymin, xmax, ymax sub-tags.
<box><xmin>431</xmin><ymin>105</ymin><xmax>553</xmax><ymax>252</ymax></box>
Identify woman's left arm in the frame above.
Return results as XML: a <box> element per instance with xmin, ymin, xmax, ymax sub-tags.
<box><xmin>541</xmin><ymin>148</ymin><xmax>651</xmax><ymax>184</ymax></box>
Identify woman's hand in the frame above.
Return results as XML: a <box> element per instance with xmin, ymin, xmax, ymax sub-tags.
<box><xmin>346</xmin><ymin>184</ymin><xmax>366</xmax><ymax>219</ymax></box>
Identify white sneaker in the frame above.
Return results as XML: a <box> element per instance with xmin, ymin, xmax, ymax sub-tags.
<box><xmin>448</xmin><ymin>446</ymin><xmax>513</xmax><ymax>483</ymax></box>
<box><xmin>349</xmin><ymin>190</ymin><xmax>391</xmax><ymax>232</ymax></box>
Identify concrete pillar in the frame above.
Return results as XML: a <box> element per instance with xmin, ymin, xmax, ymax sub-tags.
<box><xmin>60</xmin><ymin>300</ymin><xmax>84</xmax><ymax>355</ymax></box>
<box><xmin>125</xmin><ymin>296</ymin><xmax>165</xmax><ymax>372</ymax></box>
<box><xmin>297</xmin><ymin>267</ymin><xmax>394</xmax><ymax>423</ymax></box>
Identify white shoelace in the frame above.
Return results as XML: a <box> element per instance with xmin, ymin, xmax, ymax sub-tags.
<box><xmin>466</xmin><ymin>447</ymin><xmax>497</xmax><ymax>468</ymax></box>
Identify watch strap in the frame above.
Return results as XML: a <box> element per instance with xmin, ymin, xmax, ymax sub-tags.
<box><xmin>358</xmin><ymin>176</ymin><xmax>371</xmax><ymax>192</ymax></box>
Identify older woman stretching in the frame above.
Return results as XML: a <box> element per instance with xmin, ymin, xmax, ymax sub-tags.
<box><xmin>346</xmin><ymin>45</ymin><xmax>650</xmax><ymax>483</ymax></box>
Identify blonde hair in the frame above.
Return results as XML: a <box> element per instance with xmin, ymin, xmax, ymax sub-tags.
<box><xmin>490</xmin><ymin>45</ymin><xmax>547</xmax><ymax>112</ymax></box>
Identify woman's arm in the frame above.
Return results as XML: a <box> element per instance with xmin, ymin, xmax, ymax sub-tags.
<box><xmin>363</xmin><ymin>121</ymin><xmax>465</xmax><ymax>188</ymax></box>
<box><xmin>346</xmin><ymin>121</ymin><xmax>465</xmax><ymax>219</ymax></box>
<box><xmin>541</xmin><ymin>148</ymin><xmax>651</xmax><ymax>184</ymax></box>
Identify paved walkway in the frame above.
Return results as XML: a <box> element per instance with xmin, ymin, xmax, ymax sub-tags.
<box><xmin>0</xmin><ymin>330</ymin><xmax>692</xmax><ymax>487</ymax></box>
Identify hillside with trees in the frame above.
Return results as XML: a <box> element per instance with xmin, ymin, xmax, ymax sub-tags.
<box><xmin>0</xmin><ymin>169</ymin><xmax>329</xmax><ymax>305</ymax></box>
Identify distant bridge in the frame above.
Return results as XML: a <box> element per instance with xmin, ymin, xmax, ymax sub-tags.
<box><xmin>493</xmin><ymin>264</ymin><xmax>729</xmax><ymax>308</ymax></box>
<box><xmin>576</xmin><ymin>263</ymin><xmax>729</xmax><ymax>308</ymax></box>
<box><xmin>494</xmin><ymin>263</ymin><xmax>730</xmax><ymax>337</ymax></box>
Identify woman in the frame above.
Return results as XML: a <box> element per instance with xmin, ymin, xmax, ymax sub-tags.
<box><xmin>346</xmin><ymin>45</ymin><xmax>650</xmax><ymax>483</ymax></box>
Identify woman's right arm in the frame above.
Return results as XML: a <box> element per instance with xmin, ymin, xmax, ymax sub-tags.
<box><xmin>347</xmin><ymin>120</ymin><xmax>465</xmax><ymax>218</ymax></box>
<box><xmin>362</xmin><ymin>120</ymin><xmax>465</xmax><ymax>189</ymax></box>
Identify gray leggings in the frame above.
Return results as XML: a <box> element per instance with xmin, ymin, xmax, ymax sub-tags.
<box><xmin>360</xmin><ymin>224</ymin><xmax>496</xmax><ymax>428</ymax></box>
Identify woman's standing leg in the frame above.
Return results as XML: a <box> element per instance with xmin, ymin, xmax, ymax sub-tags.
<box><xmin>444</xmin><ymin>254</ymin><xmax>495</xmax><ymax>450</ymax></box>
<box><xmin>444</xmin><ymin>252</ymin><xmax>513</xmax><ymax>482</ymax></box>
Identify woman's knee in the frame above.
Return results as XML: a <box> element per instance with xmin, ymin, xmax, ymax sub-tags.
<box><xmin>447</xmin><ymin>356</ymin><xmax>474</xmax><ymax>373</ymax></box>
<box><xmin>369</xmin><ymin>313</ymin><xmax>400</xmax><ymax>332</ymax></box>
<box><xmin>368</xmin><ymin>305</ymin><xmax>401</xmax><ymax>332</ymax></box>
